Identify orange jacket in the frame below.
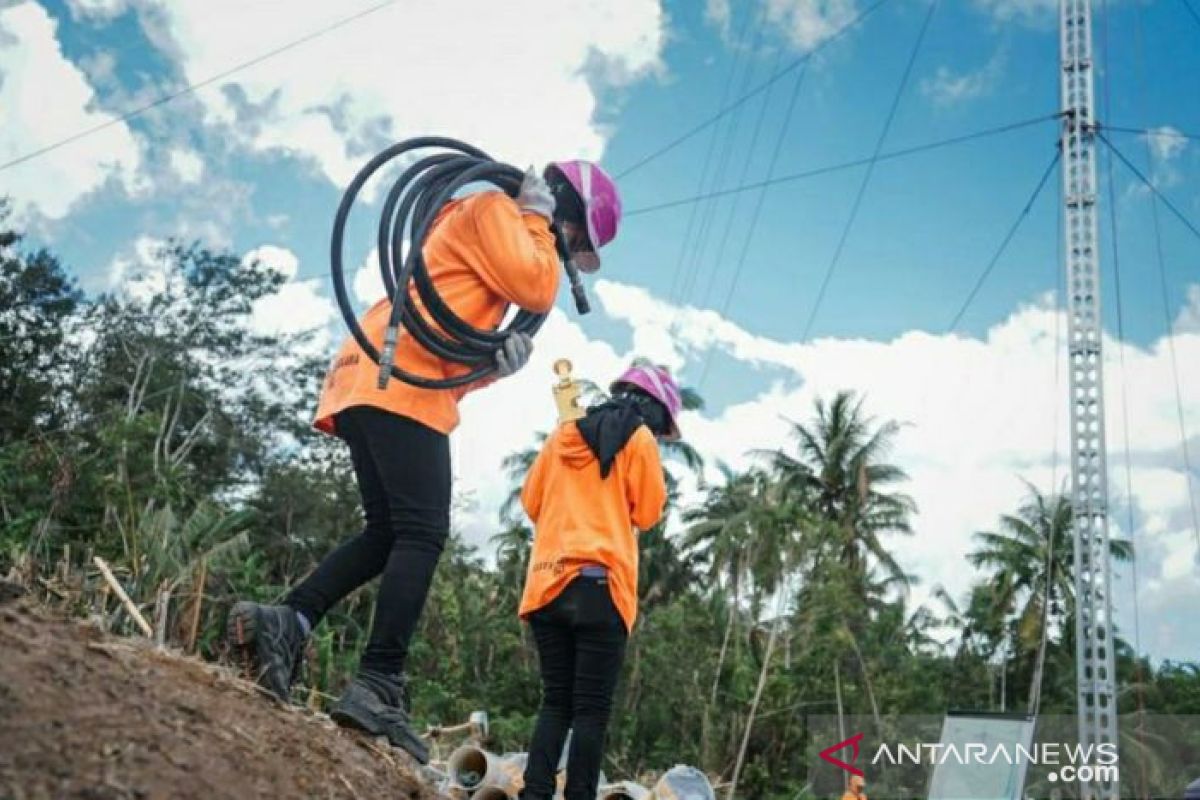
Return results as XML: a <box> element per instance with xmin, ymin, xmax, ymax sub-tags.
<box><xmin>314</xmin><ymin>191</ymin><xmax>560</xmax><ymax>436</ymax></box>
<box><xmin>518</xmin><ymin>421</ymin><xmax>668</xmax><ymax>632</ymax></box>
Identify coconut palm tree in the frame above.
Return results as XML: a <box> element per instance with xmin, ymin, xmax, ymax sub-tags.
<box><xmin>967</xmin><ymin>484</ymin><xmax>1133</xmax><ymax>713</ymax></box>
<box><xmin>683</xmin><ymin>465</ymin><xmax>760</xmax><ymax>699</ymax></box>
<box><xmin>759</xmin><ymin>390</ymin><xmax>915</xmax><ymax>592</ymax></box>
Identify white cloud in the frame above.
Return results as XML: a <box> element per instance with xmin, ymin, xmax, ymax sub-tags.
<box><xmin>354</xmin><ymin>249</ymin><xmax>387</xmax><ymax>308</ymax></box>
<box><xmin>65</xmin><ymin>0</ymin><xmax>129</xmax><ymax>20</ymax></box>
<box><xmin>920</xmin><ymin>51</ymin><xmax>1006</xmax><ymax>108</ymax></box>
<box><xmin>243</xmin><ymin>245</ymin><xmax>336</xmax><ymax>353</ymax></box>
<box><xmin>973</xmin><ymin>0</ymin><xmax>1057</xmax><ymax>24</ymax></box>
<box><xmin>0</xmin><ymin>2</ymin><xmax>143</xmax><ymax>219</ymax></box>
<box><xmin>706</xmin><ymin>0</ymin><xmax>733</xmax><ymax>38</ymax></box>
<box><xmin>1141</xmin><ymin>126</ymin><xmax>1189</xmax><ymax>189</ymax></box>
<box><xmin>107</xmin><ymin>236</ymin><xmax>177</xmax><ymax>301</ymax></box>
<box><xmin>138</xmin><ymin>0</ymin><xmax>667</xmax><ymax>189</ymax></box>
<box><xmin>168</xmin><ymin>148</ymin><xmax>204</xmax><ymax>183</ymax></box>
<box><xmin>445</xmin><ymin>277</ymin><xmax>1199</xmax><ymax>660</ymax></box>
<box><xmin>764</xmin><ymin>0</ymin><xmax>859</xmax><ymax>52</ymax></box>
<box><xmin>1176</xmin><ymin>285</ymin><xmax>1200</xmax><ymax>334</ymax></box>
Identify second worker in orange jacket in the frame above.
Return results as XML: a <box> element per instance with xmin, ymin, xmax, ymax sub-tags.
<box><xmin>517</xmin><ymin>362</ymin><xmax>682</xmax><ymax>800</ymax></box>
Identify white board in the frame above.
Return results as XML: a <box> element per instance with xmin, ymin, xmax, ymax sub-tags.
<box><xmin>926</xmin><ymin>713</ymin><xmax>1037</xmax><ymax>800</ymax></box>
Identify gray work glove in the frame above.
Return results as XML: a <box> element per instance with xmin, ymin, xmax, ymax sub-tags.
<box><xmin>515</xmin><ymin>166</ymin><xmax>555</xmax><ymax>222</ymax></box>
<box><xmin>495</xmin><ymin>332</ymin><xmax>533</xmax><ymax>378</ymax></box>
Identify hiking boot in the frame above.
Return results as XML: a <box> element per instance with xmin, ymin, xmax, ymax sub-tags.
<box><xmin>330</xmin><ymin>671</ymin><xmax>429</xmax><ymax>764</ymax></box>
<box><xmin>226</xmin><ymin>601</ymin><xmax>306</xmax><ymax>703</ymax></box>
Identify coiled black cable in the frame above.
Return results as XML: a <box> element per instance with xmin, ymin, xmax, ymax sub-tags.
<box><xmin>330</xmin><ymin>137</ymin><xmax>590</xmax><ymax>390</ymax></box>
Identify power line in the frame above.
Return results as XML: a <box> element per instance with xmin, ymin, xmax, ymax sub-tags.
<box><xmin>697</xmin><ymin>47</ymin><xmax>786</xmax><ymax>311</ymax></box>
<box><xmin>612</xmin><ymin>0</ymin><xmax>896</xmax><ymax>180</ymax></box>
<box><xmin>676</xmin><ymin>11</ymin><xmax>771</xmax><ymax>308</ymax></box>
<box><xmin>625</xmin><ymin>113</ymin><xmax>1060</xmax><ymax>217</ymax></box>
<box><xmin>1130</xmin><ymin>0</ymin><xmax>1200</xmax><ymax>562</ymax></box>
<box><xmin>0</xmin><ymin>0</ymin><xmax>402</xmax><ymax>173</ymax></box>
<box><xmin>800</xmin><ymin>0</ymin><xmax>939</xmax><ymax>341</ymax></box>
<box><xmin>946</xmin><ymin>151</ymin><xmax>1060</xmax><ymax>333</ymax></box>
<box><xmin>1100</xmin><ymin>0</ymin><xmax>1146</xmax><ymax>711</ymax></box>
<box><xmin>1179</xmin><ymin>0</ymin><xmax>1200</xmax><ymax>31</ymax></box>
<box><xmin>697</xmin><ymin>58</ymin><xmax>812</xmax><ymax>390</ymax></box>
<box><xmin>665</xmin><ymin>5</ymin><xmax>759</xmax><ymax>304</ymax></box>
<box><xmin>1100</xmin><ymin>133</ymin><xmax>1200</xmax><ymax>244</ymax></box>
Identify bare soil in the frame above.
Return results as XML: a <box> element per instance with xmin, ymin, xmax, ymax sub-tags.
<box><xmin>0</xmin><ymin>587</ymin><xmax>443</xmax><ymax>800</ymax></box>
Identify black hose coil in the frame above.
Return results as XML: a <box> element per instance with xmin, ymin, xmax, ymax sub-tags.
<box><xmin>330</xmin><ymin>137</ymin><xmax>589</xmax><ymax>391</ymax></box>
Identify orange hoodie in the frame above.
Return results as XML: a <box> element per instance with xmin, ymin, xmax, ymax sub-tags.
<box><xmin>314</xmin><ymin>191</ymin><xmax>561</xmax><ymax>436</ymax></box>
<box><xmin>518</xmin><ymin>421</ymin><xmax>668</xmax><ymax>632</ymax></box>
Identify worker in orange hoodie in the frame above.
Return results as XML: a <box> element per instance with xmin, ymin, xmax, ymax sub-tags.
<box><xmin>227</xmin><ymin>162</ymin><xmax>623</xmax><ymax>764</ymax></box>
<box><xmin>517</xmin><ymin>363</ymin><xmax>681</xmax><ymax>800</ymax></box>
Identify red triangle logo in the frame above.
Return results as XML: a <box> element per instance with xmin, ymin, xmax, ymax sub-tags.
<box><xmin>819</xmin><ymin>732</ymin><xmax>865</xmax><ymax>777</ymax></box>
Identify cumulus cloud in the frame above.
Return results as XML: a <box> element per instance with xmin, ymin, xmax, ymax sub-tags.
<box><xmin>107</xmin><ymin>240</ymin><xmax>336</xmax><ymax>355</ymax></box>
<box><xmin>448</xmin><ymin>277</ymin><xmax>1200</xmax><ymax>661</ymax></box>
<box><xmin>107</xmin><ymin>236</ymin><xmax>177</xmax><ymax>300</ymax></box>
<box><xmin>706</xmin><ymin>0</ymin><xmax>733</xmax><ymax>38</ymax></box>
<box><xmin>0</xmin><ymin>2</ymin><xmax>143</xmax><ymax>219</ymax></box>
<box><xmin>65</xmin><ymin>0</ymin><xmax>130</xmax><ymax>20</ymax></box>
<box><xmin>920</xmin><ymin>50</ymin><xmax>1006</xmax><ymax>108</ymax></box>
<box><xmin>134</xmin><ymin>0</ymin><xmax>667</xmax><ymax>190</ymax></box>
<box><xmin>1140</xmin><ymin>126</ymin><xmax>1189</xmax><ymax>189</ymax></box>
<box><xmin>973</xmin><ymin>0</ymin><xmax>1057</xmax><ymax>24</ymax></box>
<box><xmin>763</xmin><ymin>0</ymin><xmax>860</xmax><ymax>52</ymax></box>
<box><xmin>1177</xmin><ymin>286</ymin><xmax>1200</xmax><ymax>334</ymax></box>
<box><xmin>353</xmin><ymin>249</ymin><xmax>387</xmax><ymax>308</ymax></box>
<box><xmin>168</xmin><ymin>148</ymin><xmax>204</xmax><ymax>183</ymax></box>
<box><xmin>243</xmin><ymin>244</ymin><xmax>336</xmax><ymax>354</ymax></box>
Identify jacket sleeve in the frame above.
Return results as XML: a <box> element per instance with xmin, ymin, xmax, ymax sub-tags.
<box><xmin>470</xmin><ymin>193</ymin><xmax>561</xmax><ymax>313</ymax></box>
<box><xmin>624</xmin><ymin>427</ymin><xmax>667</xmax><ymax>532</ymax></box>
<box><xmin>520</xmin><ymin>436</ymin><xmax>553</xmax><ymax>523</ymax></box>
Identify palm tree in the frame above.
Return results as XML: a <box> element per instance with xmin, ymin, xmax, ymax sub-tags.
<box><xmin>760</xmin><ymin>390</ymin><xmax>915</xmax><ymax>591</ymax></box>
<box><xmin>683</xmin><ymin>465</ymin><xmax>760</xmax><ymax>702</ymax></box>
<box><xmin>967</xmin><ymin>484</ymin><xmax>1133</xmax><ymax>713</ymax></box>
<box><xmin>737</xmin><ymin>392</ymin><xmax>913</xmax><ymax>759</ymax></box>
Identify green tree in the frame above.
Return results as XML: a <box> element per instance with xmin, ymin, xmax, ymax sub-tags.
<box><xmin>967</xmin><ymin>485</ymin><xmax>1133</xmax><ymax>713</ymax></box>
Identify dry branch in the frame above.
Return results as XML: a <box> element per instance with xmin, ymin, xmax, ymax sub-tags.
<box><xmin>92</xmin><ymin>556</ymin><xmax>152</xmax><ymax>638</ymax></box>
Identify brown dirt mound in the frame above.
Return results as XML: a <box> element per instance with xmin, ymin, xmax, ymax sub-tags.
<box><xmin>0</xmin><ymin>589</ymin><xmax>444</xmax><ymax>800</ymax></box>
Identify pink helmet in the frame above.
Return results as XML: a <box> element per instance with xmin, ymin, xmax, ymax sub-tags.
<box><xmin>548</xmin><ymin>160</ymin><xmax>622</xmax><ymax>270</ymax></box>
<box><xmin>611</xmin><ymin>363</ymin><xmax>683</xmax><ymax>440</ymax></box>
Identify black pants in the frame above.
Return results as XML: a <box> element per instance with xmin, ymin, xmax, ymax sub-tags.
<box><xmin>286</xmin><ymin>405</ymin><xmax>450</xmax><ymax>676</ymax></box>
<box><xmin>523</xmin><ymin>576</ymin><xmax>628</xmax><ymax>800</ymax></box>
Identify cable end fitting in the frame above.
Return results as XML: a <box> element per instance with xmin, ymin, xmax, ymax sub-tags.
<box><xmin>566</xmin><ymin>261</ymin><xmax>591</xmax><ymax>315</ymax></box>
<box><xmin>376</xmin><ymin>325</ymin><xmax>399</xmax><ymax>390</ymax></box>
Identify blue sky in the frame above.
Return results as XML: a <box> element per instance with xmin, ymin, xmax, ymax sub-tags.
<box><xmin>3</xmin><ymin>0</ymin><xmax>1199</xmax><ymax>662</ymax></box>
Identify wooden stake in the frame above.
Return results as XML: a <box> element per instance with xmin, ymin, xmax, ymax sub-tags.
<box><xmin>185</xmin><ymin>558</ymin><xmax>207</xmax><ymax>654</ymax></box>
<box><xmin>92</xmin><ymin>556</ymin><xmax>152</xmax><ymax>638</ymax></box>
<box><xmin>154</xmin><ymin>580</ymin><xmax>171</xmax><ymax>647</ymax></box>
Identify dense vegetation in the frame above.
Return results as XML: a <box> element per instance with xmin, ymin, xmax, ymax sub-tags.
<box><xmin>3</xmin><ymin>205</ymin><xmax>1197</xmax><ymax>798</ymax></box>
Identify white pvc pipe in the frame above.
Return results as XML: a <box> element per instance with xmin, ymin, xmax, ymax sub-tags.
<box><xmin>449</xmin><ymin>746</ymin><xmax>502</xmax><ymax>790</ymax></box>
<box><xmin>599</xmin><ymin>781</ymin><xmax>650</xmax><ymax>800</ymax></box>
<box><xmin>471</xmin><ymin>787</ymin><xmax>513</xmax><ymax>800</ymax></box>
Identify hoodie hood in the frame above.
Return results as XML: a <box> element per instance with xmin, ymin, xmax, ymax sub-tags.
<box><xmin>572</xmin><ymin>398</ymin><xmax>647</xmax><ymax>479</ymax></box>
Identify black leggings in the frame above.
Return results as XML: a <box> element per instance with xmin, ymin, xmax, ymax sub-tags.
<box><xmin>286</xmin><ymin>405</ymin><xmax>450</xmax><ymax>676</ymax></box>
<box><xmin>523</xmin><ymin>576</ymin><xmax>628</xmax><ymax>800</ymax></box>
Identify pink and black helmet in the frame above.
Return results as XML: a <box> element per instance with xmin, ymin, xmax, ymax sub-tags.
<box><xmin>611</xmin><ymin>363</ymin><xmax>683</xmax><ymax>440</ymax></box>
<box><xmin>547</xmin><ymin>160</ymin><xmax>622</xmax><ymax>271</ymax></box>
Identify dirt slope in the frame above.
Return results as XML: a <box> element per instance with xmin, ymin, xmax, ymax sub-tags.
<box><xmin>0</xmin><ymin>589</ymin><xmax>442</xmax><ymax>800</ymax></box>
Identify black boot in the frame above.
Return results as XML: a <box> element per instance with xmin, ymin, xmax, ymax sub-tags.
<box><xmin>226</xmin><ymin>601</ymin><xmax>306</xmax><ymax>703</ymax></box>
<box><xmin>330</xmin><ymin>670</ymin><xmax>429</xmax><ymax>764</ymax></box>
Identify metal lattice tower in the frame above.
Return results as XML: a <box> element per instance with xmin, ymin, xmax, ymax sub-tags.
<box><xmin>1060</xmin><ymin>1</ymin><xmax>1119</xmax><ymax>797</ymax></box>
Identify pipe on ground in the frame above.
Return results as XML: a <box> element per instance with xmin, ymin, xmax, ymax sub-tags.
<box><xmin>599</xmin><ymin>780</ymin><xmax>650</xmax><ymax>800</ymax></box>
